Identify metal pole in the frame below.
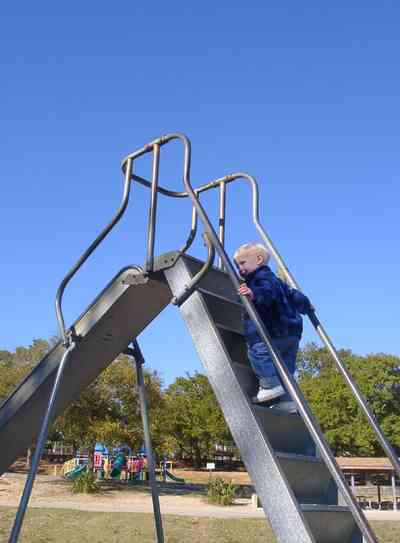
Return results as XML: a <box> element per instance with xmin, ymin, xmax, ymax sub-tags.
<box><xmin>146</xmin><ymin>144</ymin><xmax>160</xmax><ymax>273</ymax></box>
<box><xmin>218</xmin><ymin>181</ymin><xmax>226</xmax><ymax>269</ymax></box>
<box><xmin>129</xmin><ymin>341</ymin><xmax>164</xmax><ymax>543</ymax></box>
<box><xmin>179</xmin><ymin>204</ymin><xmax>198</xmax><ymax>256</ymax></box>
<box><xmin>392</xmin><ymin>472</ymin><xmax>397</xmax><ymax>511</ymax></box>
<box><xmin>9</xmin><ymin>345</ymin><xmax>75</xmax><ymax>543</ymax></box>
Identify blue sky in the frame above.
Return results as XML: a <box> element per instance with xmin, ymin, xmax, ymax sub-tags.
<box><xmin>1</xmin><ymin>2</ymin><xmax>399</xmax><ymax>385</ymax></box>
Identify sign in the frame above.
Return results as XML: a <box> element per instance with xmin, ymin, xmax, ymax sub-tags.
<box><xmin>206</xmin><ymin>462</ymin><xmax>215</xmax><ymax>470</ymax></box>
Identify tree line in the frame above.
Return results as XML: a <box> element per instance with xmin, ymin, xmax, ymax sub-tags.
<box><xmin>1</xmin><ymin>339</ymin><xmax>399</xmax><ymax>466</ymax></box>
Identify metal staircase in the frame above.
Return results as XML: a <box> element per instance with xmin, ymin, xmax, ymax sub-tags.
<box><xmin>164</xmin><ymin>254</ymin><xmax>360</xmax><ymax>543</ymax></box>
<box><xmin>2</xmin><ymin>132</ymin><xmax>399</xmax><ymax>542</ymax></box>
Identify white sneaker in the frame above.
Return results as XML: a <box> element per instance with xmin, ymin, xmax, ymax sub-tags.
<box><xmin>254</xmin><ymin>385</ymin><xmax>285</xmax><ymax>403</ymax></box>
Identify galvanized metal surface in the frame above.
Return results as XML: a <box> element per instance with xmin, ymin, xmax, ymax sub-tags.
<box><xmin>252</xmin><ymin>404</ymin><xmax>316</xmax><ymax>457</ymax></box>
<box><xmin>164</xmin><ymin>257</ymin><xmax>317</xmax><ymax>543</ymax></box>
<box><xmin>276</xmin><ymin>453</ymin><xmax>337</xmax><ymax>505</ymax></box>
<box><xmin>0</xmin><ymin>267</ymin><xmax>171</xmax><ymax>477</ymax></box>
<box><xmin>302</xmin><ymin>506</ymin><xmax>362</xmax><ymax>543</ymax></box>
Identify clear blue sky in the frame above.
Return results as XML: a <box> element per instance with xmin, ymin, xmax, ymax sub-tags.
<box><xmin>1</xmin><ymin>2</ymin><xmax>399</xmax><ymax>385</ymax></box>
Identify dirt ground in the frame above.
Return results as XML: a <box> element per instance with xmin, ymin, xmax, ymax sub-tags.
<box><xmin>0</xmin><ymin>464</ymin><xmax>260</xmax><ymax>520</ymax></box>
<box><xmin>1</xmin><ymin>463</ymin><xmax>400</xmax><ymax>522</ymax></box>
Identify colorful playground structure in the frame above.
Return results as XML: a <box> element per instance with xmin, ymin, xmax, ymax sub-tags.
<box><xmin>62</xmin><ymin>443</ymin><xmax>185</xmax><ymax>483</ymax></box>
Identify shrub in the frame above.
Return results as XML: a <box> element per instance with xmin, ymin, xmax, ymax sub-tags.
<box><xmin>71</xmin><ymin>470</ymin><xmax>100</xmax><ymax>494</ymax></box>
<box><xmin>206</xmin><ymin>476</ymin><xmax>236</xmax><ymax>506</ymax></box>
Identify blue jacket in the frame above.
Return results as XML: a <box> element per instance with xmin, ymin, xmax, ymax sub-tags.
<box><xmin>241</xmin><ymin>265</ymin><xmax>312</xmax><ymax>345</ymax></box>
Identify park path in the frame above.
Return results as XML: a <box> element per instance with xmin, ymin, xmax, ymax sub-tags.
<box><xmin>1</xmin><ymin>472</ymin><xmax>399</xmax><ymax>521</ymax></box>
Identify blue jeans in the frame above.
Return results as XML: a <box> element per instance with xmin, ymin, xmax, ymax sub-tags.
<box><xmin>247</xmin><ymin>337</ymin><xmax>300</xmax><ymax>402</ymax></box>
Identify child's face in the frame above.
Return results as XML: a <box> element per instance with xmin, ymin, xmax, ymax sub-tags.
<box><xmin>234</xmin><ymin>249</ymin><xmax>264</xmax><ymax>277</ymax></box>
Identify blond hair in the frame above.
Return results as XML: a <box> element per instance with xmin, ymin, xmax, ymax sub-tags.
<box><xmin>233</xmin><ymin>242</ymin><xmax>270</xmax><ymax>264</ymax></box>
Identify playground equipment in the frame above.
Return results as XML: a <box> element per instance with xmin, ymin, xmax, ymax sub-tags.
<box><xmin>161</xmin><ymin>459</ymin><xmax>185</xmax><ymax>484</ymax></box>
<box><xmin>1</xmin><ymin>132</ymin><xmax>399</xmax><ymax>543</ymax></box>
<box><xmin>63</xmin><ymin>449</ymin><xmax>89</xmax><ymax>479</ymax></box>
<box><xmin>64</xmin><ymin>463</ymin><xmax>87</xmax><ymax>480</ymax></box>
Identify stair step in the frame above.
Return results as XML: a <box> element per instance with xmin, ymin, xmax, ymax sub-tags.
<box><xmin>201</xmin><ymin>291</ymin><xmax>243</xmax><ymax>335</ymax></box>
<box><xmin>301</xmin><ymin>505</ymin><xmax>361</xmax><ymax>543</ymax></box>
<box><xmin>183</xmin><ymin>256</ymin><xmax>238</xmax><ymax>303</ymax></box>
<box><xmin>217</xmin><ymin>327</ymin><xmax>247</xmax><ymax>361</ymax></box>
<box><xmin>230</xmin><ymin>362</ymin><xmax>316</xmax><ymax>456</ymax></box>
<box><xmin>197</xmin><ymin>287</ymin><xmax>243</xmax><ymax>308</ymax></box>
<box><xmin>230</xmin><ymin>360</ymin><xmax>257</xmax><ymax>394</ymax></box>
<box><xmin>277</xmin><ymin>452</ymin><xmax>337</xmax><ymax>505</ymax></box>
<box><xmin>253</xmin><ymin>404</ymin><xmax>316</xmax><ymax>457</ymax></box>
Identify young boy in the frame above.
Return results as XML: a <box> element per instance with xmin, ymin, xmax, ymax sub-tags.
<box><xmin>233</xmin><ymin>243</ymin><xmax>312</xmax><ymax>408</ymax></box>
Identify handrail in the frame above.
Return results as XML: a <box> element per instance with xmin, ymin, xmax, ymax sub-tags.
<box><xmin>55</xmin><ymin>157</ymin><xmax>134</xmax><ymax>346</ymax></box>
<box><xmin>55</xmin><ymin>134</ymin><xmax>188</xmax><ymax>345</ymax></box>
<box><xmin>122</xmin><ymin>138</ymin><xmax>400</xmax><ymax>488</ymax></box>
<box><xmin>172</xmin><ymin>232</ymin><xmax>215</xmax><ymax>306</ymax></box>
<box><xmin>164</xmin><ymin>133</ymin><xmax>378</xmax><ymax>543</ymax></box>
<box><xmin>120</xmin><ymin>132</ymin><xmax>381</xmax><ymax>542</ymax></box>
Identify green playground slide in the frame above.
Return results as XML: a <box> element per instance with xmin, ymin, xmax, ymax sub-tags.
<box><xmin>65</xmin><ymin>464</ymin><xmax>87</xmax><ymax>480</ymax></box>
<box><xmin>110</xmin><ymin>453</ymin><xmax>126</xmax><ymax>478</ymax></box>
<box><xmin>164</xmin><ymin>469</ymin><xmax>185</xmax><ymax>483</ymax></box>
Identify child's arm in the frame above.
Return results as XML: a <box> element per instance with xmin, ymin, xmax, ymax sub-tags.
<box><xmin>239</xmin><ymin>277</ymin><xmax>276</xmax><ymax>307</ymax></box>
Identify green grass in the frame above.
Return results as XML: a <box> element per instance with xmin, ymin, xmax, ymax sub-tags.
<box><xmin>0</xmin><ymin>508</ymin><xmax>398</xmax><ymax>543</ymax></box>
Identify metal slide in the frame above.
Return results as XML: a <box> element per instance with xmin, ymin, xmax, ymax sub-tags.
<box><xmin>3</xmin><ymin>132</ymin><xmax>399</xmax><ymax>543</ymax></box>
<box><xmin>0</xmin><ymin>252</ymin><xmax>378</xmax><ymax>542</ymax></box>
<box><xmin>0</xmin><ymin>264</ymin><xmax>172</xmax><ymax>477</ymax></box>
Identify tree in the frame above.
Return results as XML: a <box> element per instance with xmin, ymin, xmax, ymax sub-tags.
<box><xmin>0</xmin><ymin>339</ymin><xmax>51</xmax><ymax>465</ymax></box>
<box><xmin>53</xmin><ymin>355</ymin><xmax>166</xmax><ymax>455</ymax></box>
<box><xmin>0</xmin><ymin>339</ymin><xmax>49</xmax><ymax>403</ymax></box>
<box><xmin>164</xmin><ymin>373</ymin><xmax>231</xmax><ymax>468</ymax></box>
<box><xmin>298</xmin><ymin>343</ymin><xmax>400</xmax><ymax>456</ymax></box>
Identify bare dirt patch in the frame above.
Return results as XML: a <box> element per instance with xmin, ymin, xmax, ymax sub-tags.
<box><xmin>0</xmin><ymin>471</ymin><xmax>259</xmax><ymax>520</ymax></box>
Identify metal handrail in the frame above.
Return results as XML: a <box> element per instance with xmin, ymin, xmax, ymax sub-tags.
<box><xmin>122</xmin><ymin>135</ymin><xmax>400</xmax><ymax>485</ymax></box>
<box><xmin>119</xmin><ymin>132</ymin><xmax>390</xmax><ymax>543</ymax></box>
<box><xmin>172</xmin><ymin>232</ymin><xmax>216</xmax><ymax>306</ymax></box>
<box><xmin>55</xmin><ymin>157</ymin><xmax>134</xmax><ymax>345</ymax></box>
<box><xmin>55</xmin><ymin>135</ymin><xmax>183</xmax><ymax>345</ymax></box>
<box><xmin>167</xmin><ymin>133</ymin><xmax>379</xmax><ymax>543</ymax></box>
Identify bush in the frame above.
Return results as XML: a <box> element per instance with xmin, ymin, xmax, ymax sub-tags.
<box><xmin>71</xmin><ymin>470</ymin><xmax>100</xmax><ymax>494</ymax></box>
<box><xmin>206</xmin><ymin>476</ymin><xmax>236</xmax><ymax>506</ymax></box>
